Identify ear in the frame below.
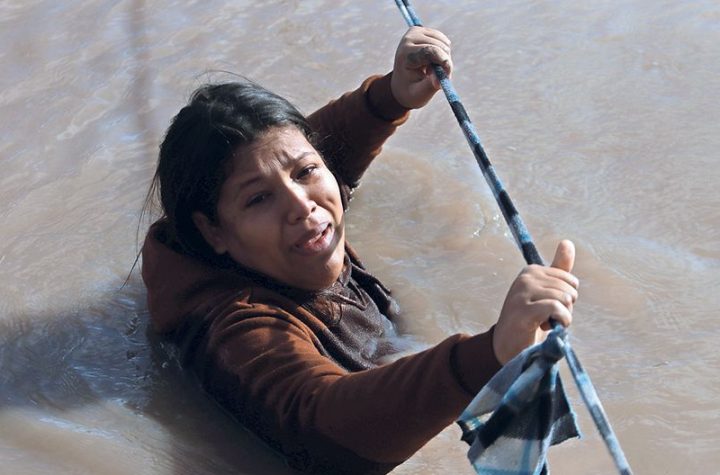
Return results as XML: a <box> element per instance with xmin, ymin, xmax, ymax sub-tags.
<box><xmin>192</xmin><ymin>211</ymin><xmax>228</xmax><ymax>255</ymax></box>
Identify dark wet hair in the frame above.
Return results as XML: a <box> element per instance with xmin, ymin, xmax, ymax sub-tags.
<box><xmin>143</xmin><ymin>81</ymin><xmax>313</xmax><ymax>261</ymax></box>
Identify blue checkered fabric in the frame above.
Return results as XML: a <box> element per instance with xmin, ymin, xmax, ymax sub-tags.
<box><xmin>457</xmin><ymin>328</ymin><xmax>580</xmax><ymax>475</ymax></box>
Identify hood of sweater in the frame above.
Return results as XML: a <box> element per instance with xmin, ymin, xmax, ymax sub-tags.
<box><xmin>141</xmin><ymin>220</ymin><xmax>254</xmax><ymax>334</ymax></box>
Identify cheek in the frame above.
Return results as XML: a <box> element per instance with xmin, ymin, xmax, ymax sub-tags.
<box><xmin>321</xmin><ymin>172</ymin><xmax>343</xmax><ymax>214</ymax></box>
<box><xmin>222</xmin><ymin>217</ymin><xmax>286</xmax><ymax>273</ymax></box>
<box><xmin>216</xmin><ymin>205</ymin><xmax>275</xmax><ymax>257</ymax></box>
<box><xmin>231</xmin><ymin>214</ymin><xmax>279</xmax><ymax>250</ymax></box>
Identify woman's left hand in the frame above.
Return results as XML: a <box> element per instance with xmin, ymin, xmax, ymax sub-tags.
<box><xmin>492</xmin><ymin>240</ymin><xmax>579</xmax><ymax>365</ymax></box>
<box><xmin>391</xmin><ymin>26</ymin><xmax>453</xmax><ymax>109</ymax></box>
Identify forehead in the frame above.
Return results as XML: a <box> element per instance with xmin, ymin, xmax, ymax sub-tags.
<box><xmin>228</xmin><ymin>126</ymin><xmax>316</xmax><ymax>176</ymax></box>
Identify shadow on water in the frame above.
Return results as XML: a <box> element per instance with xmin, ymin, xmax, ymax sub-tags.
<box><xmin>0</xmin><ymin>275</ymin><xmax>297</xmax><ymax>474</ymax></box>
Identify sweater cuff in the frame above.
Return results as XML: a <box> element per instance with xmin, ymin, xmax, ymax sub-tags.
<box><xmin>449</xmin><ymin>326</ymin><xmax>503</xmax><ymax>396</ymax></box>
<box><xmin>365</xmin><ymin>72</ymin><xmax>410</xmax><ymax>122</ymax></box>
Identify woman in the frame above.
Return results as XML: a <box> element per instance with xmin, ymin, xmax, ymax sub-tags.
<box><xmin>141</xmin><ymin>27</ymin><xmax>579</xmax><ymax>474</ymax></box>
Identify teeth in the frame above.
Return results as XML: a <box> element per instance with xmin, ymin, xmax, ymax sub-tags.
<box><xmin>298</xmin><ymin>226</ymin><xmax>324</xmax><ymax>248</ymax></box>
<box><xmin>311</xmin><ymin>226</ymin><xmax>326</xmax><ymax>244</ymax></box>
<box><xmin>294</xmin><ymin>224</ymin><xmax>331</xmax><ymax>252</ymax></box>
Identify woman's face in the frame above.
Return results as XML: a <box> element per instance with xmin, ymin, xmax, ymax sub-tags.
<box><xmin>193</xmin><ymin>126</ymin><xmax>345</xmax><ymax>291</ymax></box>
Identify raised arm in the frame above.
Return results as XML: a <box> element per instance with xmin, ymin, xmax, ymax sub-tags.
<box><xmin>307</xmin><ymin>27</ymin><xmax>452</xmax><ymax>189</ymax></box>
<box><xmin>307</xmin><ymin>73</ymin><xmax>408</xmax><ymax>189</ymax></box>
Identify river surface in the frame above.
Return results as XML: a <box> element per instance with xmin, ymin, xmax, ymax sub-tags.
<box><xmin>2</xmin><ymin>1</ymin><xmax>719</xmax><ymax>474</ymax></box>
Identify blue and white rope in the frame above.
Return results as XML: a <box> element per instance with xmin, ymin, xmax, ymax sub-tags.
<box><xmin>393</xmin><ymin>1</ymin><xmax>633</xmax><ymax>474</ymax></box>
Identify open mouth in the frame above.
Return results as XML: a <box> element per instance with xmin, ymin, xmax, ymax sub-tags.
<box><xmin>293</xmin><ymin>223</ymin><xmax>334</xmax><ymax>255</ymax></box>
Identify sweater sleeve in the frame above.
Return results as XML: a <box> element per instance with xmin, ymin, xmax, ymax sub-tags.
<box><xmin>191</xmin><ymin>301</ymin><xmax>501</xmax><ymax>474</ymax></box>
<box><xmin>307</xmin><ymin>73</ymin><xmax>409</xmax><ymax>190</ymax></box>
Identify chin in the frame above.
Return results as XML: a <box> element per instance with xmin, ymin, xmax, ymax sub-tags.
<box><xmin>305</xmin><ymin>247</ymin><xmax>346</xmax><ymax>291</ymax></box>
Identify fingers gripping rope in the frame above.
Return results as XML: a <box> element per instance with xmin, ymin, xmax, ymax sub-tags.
<box><xmin>393</xmin><ymin>1</ymin><xmax>633</xmax><ymax>474</ymax></box>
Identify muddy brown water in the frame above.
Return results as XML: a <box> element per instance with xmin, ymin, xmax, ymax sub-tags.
<box><xmin>2</xmin><ymin>1</ymin><xmax>719</xmax><ymax>474</ymax></box>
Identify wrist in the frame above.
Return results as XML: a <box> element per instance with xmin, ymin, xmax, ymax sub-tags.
<box><xmin>366</xmin><ymin>72</ymin><xmax>409</xmax><ymax>121</ymax></box>
<box><xmin>450</xmin><ymin>326</ymin><xmax>503</xmax><ymax>395</ymax></box>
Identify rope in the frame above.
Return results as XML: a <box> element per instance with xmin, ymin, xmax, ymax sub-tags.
<box><xmin>393</xmin><ymin>1</ymin><xmax>633</xmax><ymax>474</ymax></box>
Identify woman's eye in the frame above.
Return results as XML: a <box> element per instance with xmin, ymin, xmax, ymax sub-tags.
<box><xmin>297</xmin><ymin>165</ymin><xmax>318</xmax><ymax>179</ymax></box>
<box><xmin>246</xmin><ymin>193</ymin><xmax>269</xmax><ymax>207</ymax></box>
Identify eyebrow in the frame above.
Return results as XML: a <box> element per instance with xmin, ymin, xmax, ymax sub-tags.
<box><xmin>278</xmin><ymin>150</ymin><xmax>317</xmax><ymax>168</ymax></box>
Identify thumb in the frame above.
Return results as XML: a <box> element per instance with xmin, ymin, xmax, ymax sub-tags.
<box><xmin>551</xmin><ymin>239</ymin><xmax>575</xmax><ymax>273</ymax></box>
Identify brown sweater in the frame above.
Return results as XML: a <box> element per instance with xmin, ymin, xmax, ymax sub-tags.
<box><xmin>141</xmin><ymin>74</ymin><xmax>502</xmax><ymax>474</ymax></box>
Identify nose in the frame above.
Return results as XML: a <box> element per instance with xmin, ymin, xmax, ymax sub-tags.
<box><xmin>285</xmin><ymin>183</ymin><xmax>316</xmax><ymax>224</ymax></box>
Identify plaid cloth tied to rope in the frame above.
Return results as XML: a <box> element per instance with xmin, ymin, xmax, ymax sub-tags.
<box><xmin>457</xmin><ymin>327</ymin><xmax>581</xmax><ymax>475</ymax></box>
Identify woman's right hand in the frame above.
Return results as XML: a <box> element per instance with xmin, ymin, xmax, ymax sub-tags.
<box><xmin>492</xmin><ymin>240</ymin><xmax>579</xmax><ymax>365</ymax></box>
<box><xmin>391</xmin><ymin>26</ymin><xmax>453</xmax><ymax>110</ymax></box>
